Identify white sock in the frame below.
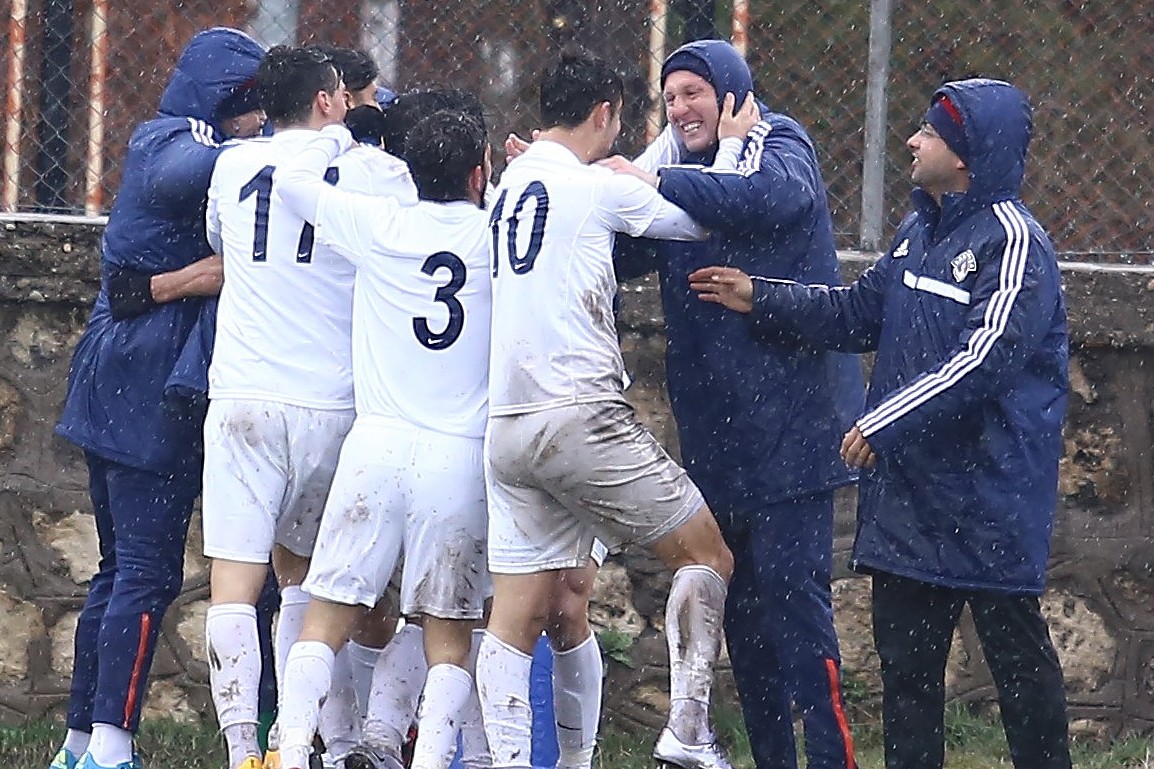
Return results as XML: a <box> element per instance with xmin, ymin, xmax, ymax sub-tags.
<box><xmin>552</xmin><ymin>633</ymin><xmax>603</xmax><ymax>769</ymax></box>
<box><xmin>345</xmin><ymin>639</ymin><xmax>384</xmax><ymax>716</ymax></box>
<box><xmin>62</xmin><ymin>729</ymin><xmax>90</xmax><ymax>757</ymax></box>
<box><xmin>86</xmin><ymin>723</ymin><xmax>133</xmax><ymax>767</ymax></box>
<box><xmin>362</xmin><ymin>624</ymin><xmax>426</xmax><ymax>755</ymax></box>
<box><xmin>206</xmin><ymin>603</ymin><xmax>262</xmax><ymax>767</ymax></box>
<box><xmin>665</xmin><ymin>565</ymin><xmax>727</xmax><ymax>744</ymax></box>
<box><xmin>458</xmin><ymin>630</ymin><xmax>490</xmax><ymax>769</ymax></box>
<box><xmin>318</xmin><ymin>642</ymin><xmax>360</xmax><ymax>762</ymax></box>
<box><xmin>275</xmin><ymin>586</ymin><xmax>311</xmax><ymax>692</ymax></box>
<box><xmin>277</xmin><ymin>640</ymin><xmax>335</xmax><ymax>768</ymax></box>
<box><xmin>476</xmin><ymin>632</ymin><xmax>534</xmax><ymax>769</ymax></box>
<box><xmin>412</xmin><ymin>663</ymin><xmax>473</xmax><ymax>769</ymax></box>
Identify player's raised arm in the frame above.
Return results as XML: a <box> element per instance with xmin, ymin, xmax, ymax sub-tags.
<box><xmin>633</xmin><ymin>122</ymin><xmax>681</xmax><ymax>173</ymax></box>
<box><xmin>598</xmin><ymin>172</ymin><xmax>708</xmax><ymax>241</ymax></box>
<box><xmin>277</xmin><ymin>123</ymin><xmax>404</xmax><ymax>267</ymax></box>
<box><xmin>277</xmin><ymin>123</ymin><xmax>357</xmax><ymax>221</ymax></box>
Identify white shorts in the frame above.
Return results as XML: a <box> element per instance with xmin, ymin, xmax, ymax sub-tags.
<box><xmin>303</xmin><ymin>416</ymin><xmax>491</xmax><ymax>620</ymax></box>
<box><xmin>486</xmin><ymin>400</ymin><xmax>704</xmax><ymax>575</ymax></box>
<box><xmin>201</xmin><ymin>398</ymin><xmax>354</xmax><ymax>563</ymax></box>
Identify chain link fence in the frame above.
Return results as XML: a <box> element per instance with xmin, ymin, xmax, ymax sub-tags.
<box><xmin>0</xmin><ymin>0</ymin><xmax>1150</xmax><ymax>260</ymax></box>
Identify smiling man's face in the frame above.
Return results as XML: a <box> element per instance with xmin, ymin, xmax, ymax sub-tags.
<box><xmin>663</xmin><ymin>69</ymin><xmax>720</xmax><ymax>155</ymax></box>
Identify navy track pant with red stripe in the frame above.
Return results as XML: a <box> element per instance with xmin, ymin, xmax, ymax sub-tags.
<box><xmin>718</xmin><ymin>491</ymin><xmax>857</xmax><ymax>769</ymax></box>
<box><xmin>66</xmin><ymin>453</ymin><xmax>200</xmax><ymax>733</ymax></box>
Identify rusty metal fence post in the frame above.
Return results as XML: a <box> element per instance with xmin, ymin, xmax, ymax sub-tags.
<box><xmin>860</xmin><ymin>0</ymin><xmax>891</xmax><ymax>252</ymax></box>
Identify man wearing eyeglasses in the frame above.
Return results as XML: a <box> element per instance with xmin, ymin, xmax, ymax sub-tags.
<box><xmin>689</xmin><ymin>78</ymin><xmax>1073</xmax><ymax>769</ymax></box>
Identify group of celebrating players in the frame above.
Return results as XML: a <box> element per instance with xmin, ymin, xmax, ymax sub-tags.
<box><xmin>51</xmin><ymin>24</ymin><xmax>767</xmax><ymax>769</ymax></box>
<box><xmin>202</xmin><ymin>40</ymin><xmax>748</xmax><ymax>769</ymax></box>
<box><xmin>50</xmin><ymin>14</ymin><xmax>1077</xmax><ymax>769</ymax></box>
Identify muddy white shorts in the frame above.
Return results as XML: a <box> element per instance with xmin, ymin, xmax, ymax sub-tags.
<box><xmin>486</xmin><ymin>400</ymin><xmax>704</xmax><ymax>574</ymax></box>
<box><xmin>201</xmin><ymin>398</ymin><xmax>354</xmax><ymax>563</ymax></box>
<box><xmin>303</xmin><ymin>416</ymin><xmax>491</xmax><ymax>619</ymax></box>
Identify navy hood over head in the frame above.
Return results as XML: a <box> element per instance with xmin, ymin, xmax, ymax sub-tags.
<box><xmin>933</xmin><ymin>78</ymin><xmax>1032</xmax><ymax>202</ymax></box>
<box><xmin>158</xmin><ymin>26</ymin><xmax>266</xmax><ymax>132</ymax></box>
<box><xmin>917</xmin><ymin>78</ymin><xmax>1034</xmax><ymax>233</ymax></box>
<box><xmin>660</xmin><ymin>39</ymin><xmax>770</xmax><ymax>163</ymax></box>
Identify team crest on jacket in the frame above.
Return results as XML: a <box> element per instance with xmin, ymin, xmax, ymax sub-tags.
<box><xmin>951</xmin><ymin>250</ymin><xmax>977</xmax><ymax>282</ymax></box>
<box><xmin>891</xmin><ymin>239</ymin><xmax>909</xmax><ymax>259</ymax></box>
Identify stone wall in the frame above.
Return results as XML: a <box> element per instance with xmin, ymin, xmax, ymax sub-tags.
<box><xmin>1</xmin><ymin>217</ymin><xmax>1153</xmax><ymax>737</ymax></box>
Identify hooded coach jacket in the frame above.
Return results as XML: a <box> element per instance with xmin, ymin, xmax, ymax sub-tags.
<box><xmin>746</xmin><ymin>79</ymin><xmax>1069</xmax><ymax>594</ymax></box>
<box><xmin>57</xmin><ymin>28</ymin><xmax>265</xmax><ymax>473</ymax></box>
<box><xmin>624</xmin><ymin>40</ymin><xmax>864</xmax><ymax>518</ymax></box>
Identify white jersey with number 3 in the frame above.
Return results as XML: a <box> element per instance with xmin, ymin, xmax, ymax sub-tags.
<box><xmin>487</xmin><ymin>139</ymin><xmax>705</xmax><ymax>416</ymax></box>
<box><xmin>308</xmin><ymin>191</ymin><xmax>492</xmax><ymax>439</ymax></box>
<box><xmin>206</xmin><ymin>129</ymin><xmax>416</xmax><ymax>409</ymax></box>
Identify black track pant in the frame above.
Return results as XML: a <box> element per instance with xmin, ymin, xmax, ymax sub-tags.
<box><xmin>871</xmin><ymin>572</ymin><xmax>1071</xmax><ymax>769</ymax></box>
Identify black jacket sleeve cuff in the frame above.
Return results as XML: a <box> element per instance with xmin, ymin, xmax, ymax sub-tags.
<box><xmin>107</xmin><ymin>266</ymin><xmax>158</xmax><ymax>320</ymax></box>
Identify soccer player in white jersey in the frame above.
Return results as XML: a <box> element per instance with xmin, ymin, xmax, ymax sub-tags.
<box><xmin>479</xmin><ymin>50</ymin><xmax>736</xmax><ymax>769</ymax></box>
<box><xmin>270</xmin><ymin>107</ymin><xmax>493</xmax><ymax>769</ymax></box>
<box><xmin>201</xmin><ymin>46</ymin><xmax>417</xmax><ymax>769</ymax></box>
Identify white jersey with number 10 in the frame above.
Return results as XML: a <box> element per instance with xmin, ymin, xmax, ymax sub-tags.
<box><xmin>487</xmin><ymin>139</ymin><xmax>705</xmax><ymax>416</ymax></box>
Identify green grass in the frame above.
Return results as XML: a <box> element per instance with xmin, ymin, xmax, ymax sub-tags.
<box><xmin>2</xmin><ymin>704</ymin><xmax>1151</xmax><ymax>769</ymax></box>
<box><xmin>0</xmin><ymin>720</ymin><xmax>228</xmax><ymax>769</ymax></box>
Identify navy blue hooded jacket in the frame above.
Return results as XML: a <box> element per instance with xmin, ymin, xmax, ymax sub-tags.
<box><xmin>747</xmin><ymin>79</ymin><xmax>1068</xmax><ymax>594</ymax></box>
<box><xmin>627</xmin><ymin>40</ymin><xmax>863</xmax><ymax>516</ymax></box>
<box><xmin>57</xmin><ymin>28</ymin><xmax>265</xmax><ymax>473</ymax></box>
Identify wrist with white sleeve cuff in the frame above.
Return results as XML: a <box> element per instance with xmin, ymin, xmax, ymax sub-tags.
<box><xmin>712</xmin><ymin>137</ymin><xmax>745</xmax><ymax>171</ymax></box>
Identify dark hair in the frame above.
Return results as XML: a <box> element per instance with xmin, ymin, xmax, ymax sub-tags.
<box><xmin>256</xmin><ymin>45</ymin><xmax>341</xmax><ymax>125</ymax></box>
<box><xmin>315</xmin><ymin>45</ymin><xmax>379</xmax><ymax>92</ymax></box>
<box><xmin>539</xmin><ymin>50</ymin><xmax>623</xmax><ymax>128</ymax></box>
<box><xmin>381</xmin><ymin>88</ymin><xmax>486</xmax><ymax>158</ymax></box>
<box><xmin>403</xmin><ymin>109</ymin><xmax>487</xmax><ymax>203</ymax></box>
<box><xmin>345</xmin><ymin>104</ymin><xmax>388</xmax><ymax>146</ymax></box>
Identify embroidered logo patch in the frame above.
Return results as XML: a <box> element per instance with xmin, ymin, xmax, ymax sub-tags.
<box><xmin>950</xmin><ymin>249</ymin><xmax>977</xmax><ymax>282</ymax></box>
<box><xmin>892</xmin><ymin>239</ymin><xmax>910</xmax><ymax>259</ymax></box>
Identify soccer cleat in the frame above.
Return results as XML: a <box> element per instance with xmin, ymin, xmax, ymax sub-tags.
<box><xmin>75</xmin><ymin>754</ymin><xmax>137</xmax><ymax>769</ymax></box>
<box><xmin>652</xmin><ymin>727</ymin><xmax>734</xmax><ymax>769</ymax></box>
<box><xmin>342</xmin><ymin>745</ymin><xmax>405</xmax><ymax>769</ymax></box>
<box><xmin>263</xmin><ymin>746</ymin><xmax>321</xmax><ymax>769</ymax></box>
<box><xmin>48</xmin><ymin>748</ymin><xmax>79</xmax><ymax>769</ymax></box>
<box><xmin>235</xmin><ymin>757</ymin><xmax>264</xmax><ymax>769</ymax></box>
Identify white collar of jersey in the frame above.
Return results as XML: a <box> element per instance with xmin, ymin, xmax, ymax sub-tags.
<box><xmin>527</xmin><ymin>139</ymin><xmax>584</xmax><ymax>166</ymax></box>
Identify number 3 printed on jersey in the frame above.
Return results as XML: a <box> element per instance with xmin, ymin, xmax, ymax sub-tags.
<box><xmin>239</xmin><ymin>165</ymin><xmax>339</xmax><ymax>263</ymax></box>
<box><xmin>489</xmin><ymin>181</ymin><xmax>549</xmax><ymax>277</ymax></box>
<box><xmin>414</xmin><ymin>251</ymin><xmax>467</xmax><ymax>351</ymax></box>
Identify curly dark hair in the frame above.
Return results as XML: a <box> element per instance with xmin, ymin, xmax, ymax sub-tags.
<box><xmin>403</xmin><ymin>109</ymin><xmax>488</xmax><ymax>203</ymax></box>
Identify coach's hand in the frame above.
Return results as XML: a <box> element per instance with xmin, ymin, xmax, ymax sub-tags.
<box><xmin>718</xmin><ymin>92</ymin><xmax>760</xmax><ymax>142</ymax></box>
<box><xmin>598</xmin><ymin>155</ymin><xmax>658</xmax><ymax>188</ymax></box>
<box><xmin>840</xmin><ymin>426</ymin><xmax>877</xmax><ymax>470</ymax></box>
<box><xmin>687</xmin><ymin>266</ymin><xmax>754</xmax><ymax>313</ymax></box>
